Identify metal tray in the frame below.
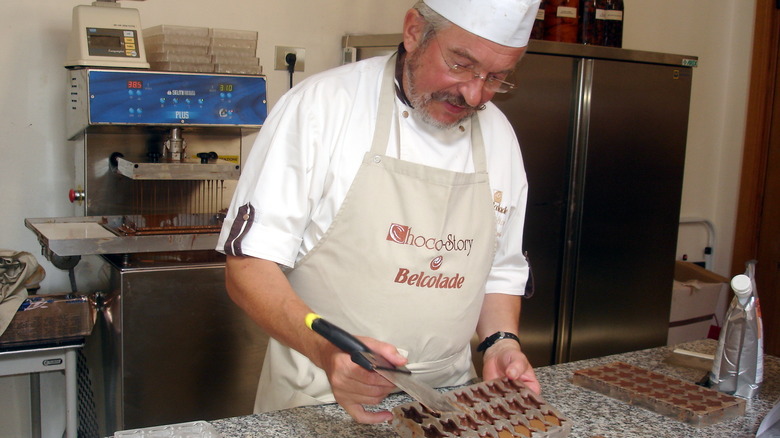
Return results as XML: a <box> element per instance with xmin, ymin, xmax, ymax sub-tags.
<box><xmin>25</xmin><ymin>215</ymin><xmax>221</xmax><ymax>257</ymax></box>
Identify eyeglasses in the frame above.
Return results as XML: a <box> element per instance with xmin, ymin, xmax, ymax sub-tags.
<box><xmin>434</xmin><ymin>35</ymin><xmax>517</xmax><ymax>94</ymax></box>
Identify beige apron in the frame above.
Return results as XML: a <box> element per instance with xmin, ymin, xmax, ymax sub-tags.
<box><xmin>255</xmin><ymin>54</ymin><xmax>497</xmax><ymax>413</ymax></box>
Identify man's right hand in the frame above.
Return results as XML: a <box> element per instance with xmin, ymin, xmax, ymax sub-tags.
<box><xmin>317</xmin><ymin>337</ymin><xmax>408</xmax><ymax>423</ymax></box>
<box><xmin>226</xmin><ymin>256</ymin><xmax>408</xmax><ymax>423</ymax></box>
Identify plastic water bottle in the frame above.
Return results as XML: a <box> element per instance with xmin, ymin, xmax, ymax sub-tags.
<box><xmin>709</xmin><ymin>261</ymin><xmax>763</xmax><ymax>398</ymax></box>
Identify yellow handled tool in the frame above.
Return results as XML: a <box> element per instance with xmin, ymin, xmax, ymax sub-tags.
<box><xmin>305</xmin><ymin>313</ymin><xmax>457</xmax><ymax>413</ymax></box>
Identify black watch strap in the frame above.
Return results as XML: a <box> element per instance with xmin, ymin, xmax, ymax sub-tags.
<box><xmin>476</xmin><ymin>331</ymin><xmax>521</xmax><ymax>353</ymax></box>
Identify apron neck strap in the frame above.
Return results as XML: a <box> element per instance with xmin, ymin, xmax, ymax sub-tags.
<box><xmin>369</xmin><ymin>54</ymin><xmax>398</xmax><ymax>155</ymax></box>
<box><xmin>370</xmin><ymin>53</ymin><xmax>488</xmax><ymax>173</ymax></box>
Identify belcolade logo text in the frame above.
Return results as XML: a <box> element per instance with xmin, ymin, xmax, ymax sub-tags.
<box><xmin>386</xmin><ymin>223</ymin><xmax>474</xmax><ymax>256</ymax></box>
<box><xmin>394</xmin><ymin>268</ymin><xmax>465</xmax><ymax>289</ymax></box>
<box><xmin>493</xmin><ymin>190</ymin><xmax>508</xmax><ymax>214</ymax></box>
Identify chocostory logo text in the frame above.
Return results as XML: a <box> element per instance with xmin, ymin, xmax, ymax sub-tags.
<box><xmin>386</xmin><ymin>223</ymin><xmax>474</xmax><ymax>256</ymax></box>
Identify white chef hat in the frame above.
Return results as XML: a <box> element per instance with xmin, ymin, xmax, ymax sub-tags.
<box><xmin>423</xmin><ymin>0</ymin><xmax>541</xmax><ymax>48</ymax></box>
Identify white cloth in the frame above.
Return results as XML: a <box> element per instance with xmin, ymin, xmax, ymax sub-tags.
<box><xmin>217</xmin><ymin>54</ymin><xmax>530</xmax><ymax>296</ymax></box>
<box><xmin>0</xmin><ymin>250</ymin><xmax>45</xmax><ymax>336</ymax></box>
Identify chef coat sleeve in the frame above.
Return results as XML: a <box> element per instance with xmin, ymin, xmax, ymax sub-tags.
<box><xmin>483</xmin><ymin>113</ymin><xmax>530</xmax><ymax>297</ymax></box>
<box><xmin>216</xmin><ymin>84</ymin><xmax>327</xmax><ymax>267</ymax></box>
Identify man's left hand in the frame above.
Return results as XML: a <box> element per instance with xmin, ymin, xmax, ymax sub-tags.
<box><xmin>480</xmin><ymin>339</ymin><xmax>540</xmax><ymax>394</ymax></box>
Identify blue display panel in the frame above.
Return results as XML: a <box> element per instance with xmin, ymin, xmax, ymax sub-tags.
<box><xmin>87</xmin><ymin>69</ymin><xmax>267</xmax><ymax>126</ymax></box>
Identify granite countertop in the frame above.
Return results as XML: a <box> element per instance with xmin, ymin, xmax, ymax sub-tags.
<box><xmin>211</xmin><ymin>340</ymin><xmax>779</xmax><ymax>437</ymax></box>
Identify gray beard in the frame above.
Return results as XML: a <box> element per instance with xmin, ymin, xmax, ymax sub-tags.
<box><xmin>404</xmin><ymin>51</ymin><xmax>477</xmax><ymax>130</ymax></box>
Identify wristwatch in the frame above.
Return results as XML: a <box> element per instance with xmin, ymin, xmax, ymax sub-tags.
<box><xmin>476</xmin><ymin>331</ymin><xmax>521</xmax><ymax>353</ymax></box>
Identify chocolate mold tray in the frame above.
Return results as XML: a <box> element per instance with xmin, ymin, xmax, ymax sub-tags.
<box><xmin>392</xmin><ymin>377</ymin><xmax>571</xmax><ymax>438</ymax></box>
<box><xmin>572</xmin><ymin>361</ymin><xmax>746</xmax><ymax>427</ymax></box>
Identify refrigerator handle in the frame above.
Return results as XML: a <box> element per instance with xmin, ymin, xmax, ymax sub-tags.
<box><xmin>555</xmin><ymin>57</ymin><xmax>595</xmax><ymax>364</ymax></box>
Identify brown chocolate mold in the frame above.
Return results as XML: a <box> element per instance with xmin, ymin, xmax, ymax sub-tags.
<box><xmin>391</xmin><ymin>377</ymin><xmax>571</xmax><ymax>438</ymax></box>
<box><xmin>571</xmin><ymin>361</ymin><xmax>746</xmax><ymax>427</ymax></box>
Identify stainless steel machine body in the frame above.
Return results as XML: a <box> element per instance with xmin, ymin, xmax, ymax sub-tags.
<box><xmin>26</xmin><ymin>68</ymin><xmax>270</xmax><ymax>435</ymax></box>
<box><xmin>95</xmin><ymin>252</ymin><xmax>268</xmax><ymax>434</ymax></box>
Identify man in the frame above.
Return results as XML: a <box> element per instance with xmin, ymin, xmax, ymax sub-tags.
<box><xmin>217</xmin><ymin>0</ymin><xmax>541</xmax><ymax>424</ymax></box>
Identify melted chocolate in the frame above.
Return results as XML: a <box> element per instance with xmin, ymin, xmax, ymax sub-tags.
<box><xmin>528</xmin><ymin>418</ymin><xmax>547</xmax><ymax>431</ymax></box>
<box><xmin>491</xmin><ymin>403</ymin><xmax>513</xmax><ymax>419</ymax></box>
<box><xmin>505</xmin><ymin>398</ymin><xmax>529</xmax><ymax>414</ymax></box>
<box><xmin>485</xmin><ymin>381</ymin><xmax>510</xmax><ymax>397</ymax></box>
<box><xmin>472</xmin><ymin>387</ymin><xmax>493</xmax><ymax>402</ymax></box>
<box><xmin>473</xmin><ymin>408</ymin><xmax>498</xmax><ymax>425</ymax></box>
<box><xmin>454</xmin><ymin>391</ymin><xmax>478</xmax><ymax>407</ymax></box>
<box><xmin>421</xmin><ymin>404</ymin><xmax>442</xmax><ymax>418</ymax></box>
<box><xmin>422</xmin><ymin>424</ymin><xmax>446</xmax><ymax>438</ymax></box>
<box><xmin>458</xmin><ymin>414</ymin><xmax>481</xmax><ymax>430</ymax></box>
<box><xmin>514</xmin><ymin>423</ymin><xmax>532</xmax><ymax>437</ymax></box>
<box><xmin>439</xmin><ymin>419</ymin><xmax>466</xmax><ymax>436</ymax></box>
<box><xmin>401</xmin><ymin>406</ymin><xmax>427</xmax><ymax>424</ymax></box>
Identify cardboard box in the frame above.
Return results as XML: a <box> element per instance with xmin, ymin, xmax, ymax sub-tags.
<box><xmin>667</xmin><ymin>261</ymin><xmax>729</xmax><ymax>346</ymax></box>
<box><xmin>0</xmin><ymin>293</ymin><xmax>95</xmax><ymax>347</ymax></box>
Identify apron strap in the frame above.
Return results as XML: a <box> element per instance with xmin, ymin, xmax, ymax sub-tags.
<box><xmin>470</xmin><ymin>114</ymin><xmax>488</xmax><ymax>173</ymax></box>
<box><xmin>369</xmin><ymin>54</ymin><xmax>398</xmax><ymax>156</ymax></box>
<box><xmin>369</xmin><ymin>54</ymin><xmax>489</xmax><ymax>173</ymax></box>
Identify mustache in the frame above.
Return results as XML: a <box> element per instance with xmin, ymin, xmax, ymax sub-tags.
<box><xmin>431</xmin><ymin>91</ymin><xmax>485</xmax><ymax>111</ymax></box>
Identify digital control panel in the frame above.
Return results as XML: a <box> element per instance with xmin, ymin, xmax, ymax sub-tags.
<box><xmin>86</xmin><ymin>28</ymin><xmax>141</xmax><ymax>59</ymax></box>
<box><xmin>71</xmin><ymin>69</ymin><xmax>267</xmax><ymax>130</ymax></box>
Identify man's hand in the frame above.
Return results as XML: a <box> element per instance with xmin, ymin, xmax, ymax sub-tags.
<box><xmin>476</xmin><ymin>293</ymin><xmax>539</xmax><ymax>394</ymax></box>
<box><xmin>226</xmin><ymin>256</ymin><xmax>407</xmax><ymax>422</ymax></box>
<box><xmin>480</xmin><ymin>339</ymin><xmax>540</xmax><ymax>394</ymax></box>
<box><xmin>317</xmin><ymin>337</ymin><xmax>408</xmax><ymax>423</ymax></box>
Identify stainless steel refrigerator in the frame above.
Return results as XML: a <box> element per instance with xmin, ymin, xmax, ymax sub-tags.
<box><xmin>493</xmin><ymin>41</ymin><xmax>696</xmax><ymax>366</ymax></box>
<box><xmin>343</xmin><ymin>36</ymin><xmax>697</xmax><ymax>366</ymax></box>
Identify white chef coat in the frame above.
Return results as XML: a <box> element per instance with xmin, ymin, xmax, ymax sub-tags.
<box><xmin>216</xmin><ymin>53</ymin><xmax>530</xmax><ymax>296</ymax></box>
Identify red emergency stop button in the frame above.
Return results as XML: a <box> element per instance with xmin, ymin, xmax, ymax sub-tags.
<box><xmin>69</xmin><ymin>189</ymin><xmax>85</xmax><ymax>203</ymax></box>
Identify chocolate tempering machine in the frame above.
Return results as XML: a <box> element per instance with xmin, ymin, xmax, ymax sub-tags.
<box><xmin>25</xmin><ymin>69</ymin><xmax>271</xmax><ymax>434</ymax></box>
<box><xmin>28</xmin><ymin>69</ymin><xmax>265</xmax><ymax>260</ymax></box>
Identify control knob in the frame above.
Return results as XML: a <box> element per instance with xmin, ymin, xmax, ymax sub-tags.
<box><xmin>197</xmin><ymin>152</ymin><xmax>219</xmax><ymax>164</ymax></box>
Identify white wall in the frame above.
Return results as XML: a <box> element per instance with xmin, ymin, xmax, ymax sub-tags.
<box><xmin>0</xmin><ymin>0</ymin><xmax>756</xmax><ymax>436</ymax></box>
<box><xmin>622</xmin><ymin>0</ymin><xmax>755</xmax><ymax>276</ymax></box>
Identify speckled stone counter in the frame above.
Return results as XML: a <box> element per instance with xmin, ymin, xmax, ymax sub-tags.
<box><xmin>211</xmin><ymin>340</ymin><xmax>779</xmax><ymax>437</ymax></box>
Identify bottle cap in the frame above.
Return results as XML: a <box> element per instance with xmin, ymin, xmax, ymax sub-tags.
<box><xmin>731</xmin><ymin>274</ymin><xmax>752</xmax><ymax>296</ymax></box>
<box><xmin>731</xmin><ymin>274</ymin><xmax>752</xmax><ymax>308</ymax></box>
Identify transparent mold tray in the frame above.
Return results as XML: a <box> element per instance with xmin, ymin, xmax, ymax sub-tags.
<box><xmin>148</xmin><ymin>61</ymin><xmax>213</xmax><ymax>73</ymax></box>
<box><xmin>209</xmin><ymin>28</ymin><xmax>258</xmax><ymax>41</ymax></box>
<box><xmin>144</xmin><ymin>25</ymin><xmax>210</xmax><ymax>38</ymax></box>
<box><xmin>145</xmin><ymin>33</ymin><xmax>210</xmax><ymax>48</ymax></box>
<box><xmin>572</xmin><ymin>361</ymin><xmax>746</xmax><ymax>427</ymax></box>
<box><xmin>147</xmin><ymin>52</ymin><xmax>212</xmax><ymax>64</ymax></box>
<box><xmin>145</xmin><ymin>43</ymin><xmax>209</xmax><ymax>56</ymax></box>
<box><xmin>392</xmin><ymin>377</ymin><xmax>571</xmax><ymax>438</ymax></box>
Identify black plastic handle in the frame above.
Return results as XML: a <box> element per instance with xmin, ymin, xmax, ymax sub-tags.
<box><xmin>307</xmin><ymin>314</ymin><xmax>375</xmax><ymax>371</ymax></box>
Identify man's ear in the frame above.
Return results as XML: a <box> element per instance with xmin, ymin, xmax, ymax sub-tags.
<box><xmin>403</xmin><ymin>8</ymin><xmax>426</xmax><ymax>53</ymax></box>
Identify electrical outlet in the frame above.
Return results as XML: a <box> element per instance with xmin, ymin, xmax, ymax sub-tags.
<box><xmin>275</xmin><ymin>46</ymin><xmax>305</xmax><ymax>72</ymax></box>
